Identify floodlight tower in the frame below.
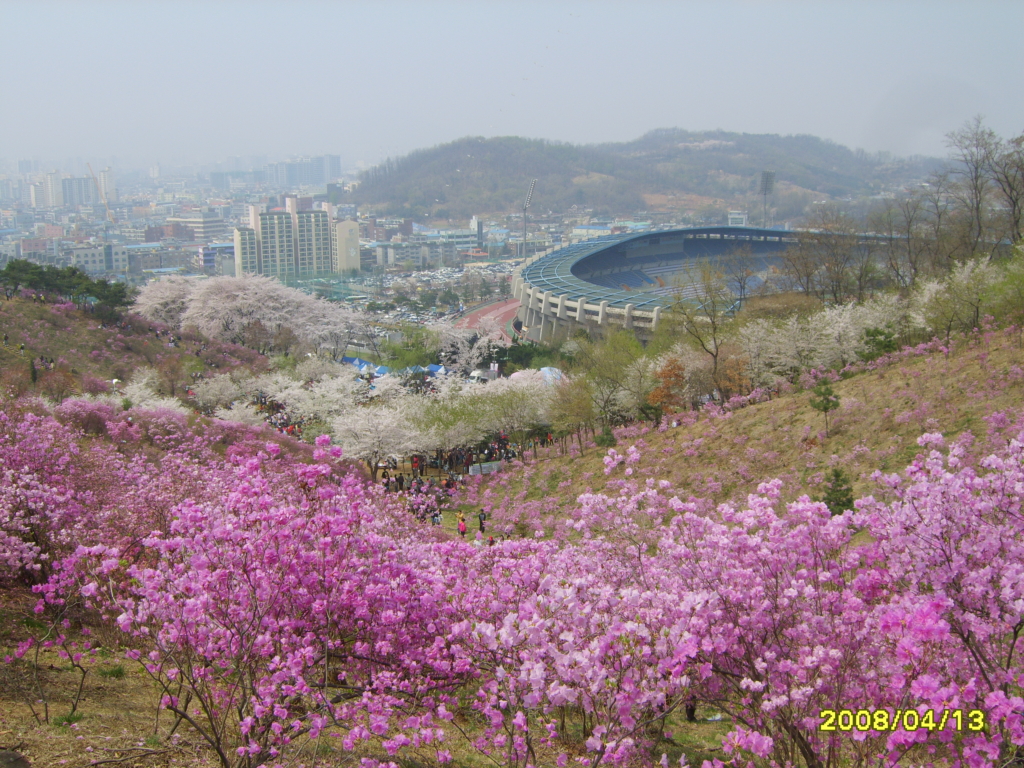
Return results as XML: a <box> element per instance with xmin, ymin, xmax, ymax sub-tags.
<box><xmin>759</xmin><ymin>170</ymin><xmax>776</xmax><ymax>228</ymax></box>
<box><xmin>522</xmin><ymin>179</ymin><xmax>536</xmax><ymax>259</ymax></box>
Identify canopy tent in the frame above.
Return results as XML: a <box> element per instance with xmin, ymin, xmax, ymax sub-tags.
<box><xmin>540</xmin><ymin>367</ymin><xmax>564</xmax><ymax>384</ymax></box>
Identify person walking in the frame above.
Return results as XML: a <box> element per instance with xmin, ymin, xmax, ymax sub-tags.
<box><xmin>457</xmin><ymin>513</ymin><xmax>467</xmax><ymax>538</ymax></box>
<box><xmin>477</xmin><ymin>509</ymin><xmax>487</xmax><ymax>533</ymax></box>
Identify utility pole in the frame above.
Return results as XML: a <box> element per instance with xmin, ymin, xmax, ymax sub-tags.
<box><xmin>522</xmin><ymin>179</ymin><xmax>536</xmax><ymax>259</ymax></box>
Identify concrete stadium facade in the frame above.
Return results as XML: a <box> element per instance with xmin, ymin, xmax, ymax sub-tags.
<box><xmin>511</xmin><ymin>225</ymin><xmax>797</xmax><ymax>342</ymax></box>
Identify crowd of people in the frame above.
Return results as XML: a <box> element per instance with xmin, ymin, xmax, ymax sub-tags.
<box><xmin>252</xmin><ymin>393</ymin><xmax>306</xmax><ymax>437</ymax></box>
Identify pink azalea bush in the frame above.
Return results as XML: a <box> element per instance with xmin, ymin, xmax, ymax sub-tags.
<box><xmin>5</xmin><ymin>385</ymin><xmax>1024</xmax><ymax>767</ymax></box>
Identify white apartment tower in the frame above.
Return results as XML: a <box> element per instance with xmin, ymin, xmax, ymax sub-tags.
<box><xmin>248</xmin><ymin>203</ymin><xmax>266</xmax><ymax>229</ymax></box>
<box><xmin>98</xmin><ymin>168</ymin><xmax>117</xmax><ymax>203</ymax></box>
<box><xmin>44</xmin><ymin>171</ymin><xmax>64</xmax><ymax>208</ymax></box>
<box><xmin>233</xmin><ymin>227</ymin><xmax>259</xmax><ymax>275</ymax></box>
<box><xmin>333</xmin><ymin>219</ymin><xmax>360</xmax><ymax>273</ymax></box>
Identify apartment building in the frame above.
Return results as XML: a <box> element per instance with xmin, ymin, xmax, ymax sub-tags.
<box><xmin>258</xmin><ymin>211</ymin><xmax>295</xmax><ymax>279</ymax></box>
<box><xmin>295</xmin><ymin>210</ymin><xmax>332</xmax><ymax>276</ymax></box>
<box><xmin>234</xmin><ymin>206</ymin><xmax>359</xmax><ymax>279</ymax></box>
<box><xmin>69</xmin><ymin>244</ymin><xmax>129</xmax><ymax>275</ymax></box>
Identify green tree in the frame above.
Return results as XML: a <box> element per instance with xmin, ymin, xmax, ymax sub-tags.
<box><xmin>438</xmin><ymin>288</ymin><xmax>460</xmax><ymax>308</ymax></box>
<box><xmin>380</xmin><ymin>324</ymin><xmax>439</xmax><ymax>368</ymax></box>
<box><xmin>809</xmin><ymin>379</ymin><xmax>840</xmax><ymax>437</ymax></box>
<box><xmin>570</xmin><ymin>329</ymin><xmax>654</xmax><ymax>426</ymax></box>
<box><xmin>0</xmin><ymin>259</ymin><xmax>42</xmax><ymax>299</ymax></box>
<box><xmin>548</xmin><ymin>375</ymin><xmax>596</xmax><ymax>454</ymax></box>
<box><xmin>666</xmin><ymin>261</ymin><xmax>737</xmax><ymax>397</ymax></box>
<box><xmin>818</xmin><ymin>468</ymin><xmax>855</xmax><ymax>515</ymax></box>
<box><xmin>860</xmin><ymin>327</ymin><xmax>898</xmax><ymax>361</ymax></box>
<box><xmin>594</xmin><ymin>426</ymin><xmax>617</xmax><ymax>448</ymax></box>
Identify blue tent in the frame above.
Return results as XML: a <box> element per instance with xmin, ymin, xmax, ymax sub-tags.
<box><xmin>342</xmin><ymin>356</ymin><xmax>374</xmax><ymax>369</ymax></box>
<box><xmin>540</xmin><ymin>367</ymin><xmax>564</xmax><ymax>384</ymax></box>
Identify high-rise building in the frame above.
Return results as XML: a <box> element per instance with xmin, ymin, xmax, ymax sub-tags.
<box><xmin>264</xmin><ymin>155</ymin><xmax>342</xmax><ymax>189</ymax></box>
<box><xmin>333</xmin><ymin>220</ymin><xmax>360</xmax><ymax>273</ymax></box>
<box><xmin>43</xmin><ymin>171</ymin><xmax>64</xmax><ymax>208</ymax></box>
<box><xmin>62</xmin><ymin>177</ymin><xmax>97</xmax><ymax>208</ymax></box>
<box><xmin>233</xmin><ymin>204</ymin><xmax>356</xmax><ymax>279</ymax></box>
<box><xmin>98</xmin><ymin>168</ymin><xmax>117</xmax><ymax>203</ymax></box>
<box><xmin>257</xmin><ymin>211</ymin><xmax>295</xmax><ymax>279</ymax></box>
<box><xmin>248</xmin><ymin>203</ymin><xmax>266</xmax><ymax>229</ymax></box>
<box><xmin>233</xmin><ymin>227</ymin><xmax>259</xmax><ymax>275</ymax></box>
<box><xmin>295</xmin><ymin>210</ymin><xmax>333</xmax><ymax>276</ymax></box>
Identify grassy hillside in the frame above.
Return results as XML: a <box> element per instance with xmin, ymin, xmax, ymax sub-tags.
<box><xmin>0</xmin><ymin>297</ymin><xmax>266</xmax><ymax>398</ymax></box>
<box><xmin>454</xmin><ymin>326</ymin><xmax>1024</xmax><ymax>538</ymax></box>
<box><xmin>353</xmin><ymin>130</ymin><xmax>942</xmax><ymax>219</ymax></box>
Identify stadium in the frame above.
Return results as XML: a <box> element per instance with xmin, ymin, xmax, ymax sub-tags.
<box><xmin>511</xmin><ymin>225</ymin><xmax>798</xmax><ymax>342</ymax></box>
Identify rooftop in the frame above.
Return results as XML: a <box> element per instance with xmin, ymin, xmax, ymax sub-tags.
<box><xmin>519</xmin><ymin>225</ymin><xmax>797</xmax><ymax>311</ymax></box>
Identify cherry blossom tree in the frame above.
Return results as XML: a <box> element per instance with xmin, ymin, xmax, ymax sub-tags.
<box><xmin>131</xmin><ymin>275</ymin><xmax>196</xmax><ymax>329</ymax></box>
<box><xmin>332</xmin><ymin>399</ymin><xmax>421</xmax><ymax>480</ymax></box>
<box><xmin>135</xmin><ymin>274</ymin><xmax>376</xmax><ymax>359</ymax></box>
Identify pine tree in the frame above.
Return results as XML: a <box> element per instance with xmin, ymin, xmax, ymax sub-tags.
<box><xmin>820</xmin><ymin>467</ymin><xmax>855</xmax><ymax>515</ymax></box>
<box><xmin>809</xmin><ymin>379</ymin><xmax>840</xmax><ymax>437</ymax></box>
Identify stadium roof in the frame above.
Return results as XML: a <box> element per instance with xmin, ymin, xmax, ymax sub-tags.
<box><xmin>519</xmin><ymin>225</ymin><xmax>794</xmax><ymax>311</ymax></box>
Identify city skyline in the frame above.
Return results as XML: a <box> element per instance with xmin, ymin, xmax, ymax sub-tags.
<box><xmin>1</xmin><ymin>0</ymin><xmax>1022</xmax><ymax>171</ymax></box>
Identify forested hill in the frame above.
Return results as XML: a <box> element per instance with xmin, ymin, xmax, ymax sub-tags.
<box><xmin>353</xmin><ymin>129</ymin><xmax>942</xmax><ymax>219</ymax></box>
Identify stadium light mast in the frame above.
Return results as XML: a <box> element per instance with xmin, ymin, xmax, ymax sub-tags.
<box><xmin>522</xmin><ymin>179</ymin><xmax>536</xmax><ymax>259</ymax></box>
<box><xmin>759</xmin><ymin>170</ymin><xmax>775</xmax><ymax>228</ymax></box>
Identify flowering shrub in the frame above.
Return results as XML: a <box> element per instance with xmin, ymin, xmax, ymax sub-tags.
<box><xmin>7</xmin><ymin>381</ymin><xmax>1024</xmax><ymax>767</ymax></box>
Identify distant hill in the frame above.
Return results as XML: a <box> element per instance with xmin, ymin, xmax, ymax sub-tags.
<box><xmin>353</xmin><ymin>130</ymin><xmax>943</xmax><ymax>220</ymax></box>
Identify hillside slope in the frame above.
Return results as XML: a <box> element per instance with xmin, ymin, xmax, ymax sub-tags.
<box><xmin>0</xmin><ymin>297</ymin><xmax>266</xmax><ymax>397</ymax></box>
<box><xmin>353</xmin><ymin>130</ymin><xmax>942</xmax><ymax>218</ymax></box>
<box><xmin>458</xmin><ymin>326</ymin><xmax>1024</xmax><ymax>538</ymax></box>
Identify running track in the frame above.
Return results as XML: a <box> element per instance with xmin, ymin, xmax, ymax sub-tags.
<box><xmin>455</xmin><ymin>298</ymin><xmax>521</xmax><ymax>341</ymax></box>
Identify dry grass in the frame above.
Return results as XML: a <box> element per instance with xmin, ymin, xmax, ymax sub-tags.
<box><xmin>465</xmin><ymin>327</ymin><xmax>1024</xmax><ymax>515</ymax></box>
<box><xmin>0</xmin><ymin>581</ymin><xmax>734</xmax><ymax>767</ymax></box>
<box><xmin>0</xmin><ymin>297</ymin><xmax>263</xmax><ymax>397</ymax></box>
<box><xmin>0</xmin><ymin>588</ymin><xmax>217</xmax><ymax>768</ymax></box>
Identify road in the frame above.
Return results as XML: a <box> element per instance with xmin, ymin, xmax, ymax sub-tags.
<box><xmin>455</xmin><ymin>298</ymin><xmax>521</xmax><ymax>341</ymax></box>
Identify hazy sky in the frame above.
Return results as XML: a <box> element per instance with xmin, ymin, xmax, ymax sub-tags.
<box><xmin>2</xmin><ymin>0</ymin><xmax>1022</xmax><ymax>170</ymax></box>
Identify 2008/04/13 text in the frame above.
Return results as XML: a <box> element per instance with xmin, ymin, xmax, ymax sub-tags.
<box><xmin>819</xmin><ymin>709</ymin><xmax>986</xmax><ymax>732</ymax></box>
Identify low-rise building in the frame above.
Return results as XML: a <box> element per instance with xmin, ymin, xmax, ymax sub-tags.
<box><xmin>69</xmin><ymin>244</ymin><xmax>129</xmax><ymax>275</ymax></box>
